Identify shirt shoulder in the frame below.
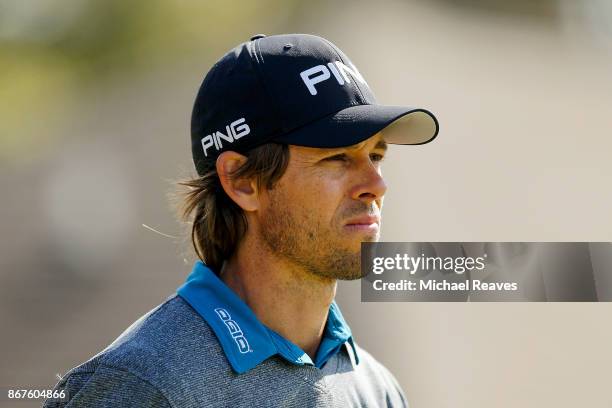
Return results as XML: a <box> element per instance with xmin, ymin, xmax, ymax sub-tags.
<box><xmin>46</xmin><ymin>294</ymin><xmax>232</xmax><ymax>407</ymax></box>
<box><xmin>43</xmin><ymin>365</ymin><xmax>172</xmax><ymax>408</ymax></box>
<box><xmin>340</xmin><ymin>342</ymin><xmax>410</xmax><ymax>408</ymax></box>
<box><xmin>100</xmin><ymin>294</ymin><xmax>229</xmax><ymax>375</ymax></box>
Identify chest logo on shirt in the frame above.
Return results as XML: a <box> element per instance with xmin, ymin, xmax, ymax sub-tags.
<box><xmin>214</xmin><ymin>308</ymin><xmax>252</xmax><ymax>353</ymax></box>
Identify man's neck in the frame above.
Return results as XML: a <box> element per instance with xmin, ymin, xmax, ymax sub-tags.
<box><xmin>219</xmin><ymin>236</ymin><xmax>337</xmax><ymax>360</ymax></box>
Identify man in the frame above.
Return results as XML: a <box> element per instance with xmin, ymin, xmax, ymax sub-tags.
<box><xmin>45</xmin><ymin>33</ymin><xmax>438</xmax><ymax>407</ymax></box>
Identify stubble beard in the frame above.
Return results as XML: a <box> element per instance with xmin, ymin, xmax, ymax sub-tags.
<box><xmin>259</xmin><ymin>190</ymin><xmax>378</xmax><ymax>281</ymax></box>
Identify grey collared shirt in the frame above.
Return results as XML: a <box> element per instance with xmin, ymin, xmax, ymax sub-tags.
<box><xmin>44</xmin><ymin>294</ymin><xmax>408</xmax><ymax>407</ymax></box>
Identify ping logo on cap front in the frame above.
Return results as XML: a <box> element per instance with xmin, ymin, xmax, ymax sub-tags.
<box><xmin>201</xmin><ymin>118</ymin><xmax>250</xmax><ymax>157</ymax></box>
<box><xmin>300</xmin><ymin>60</ymin><xmax>368</xmax><ymax>96</ymax></box>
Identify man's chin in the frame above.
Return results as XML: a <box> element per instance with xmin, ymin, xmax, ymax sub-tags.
<box><xmin>326</xmin><ymin>246</ymin><xmax>368</xmax><ymax>281</ymax></box>
<box><xmin>306</xmin><ymin>234</ymin><xmax>378</xmax><ymax>281</ymax></box>
<box><xmin>338</xmin><ymin>270</ymin><xmax>368</xmax><ymax>281</ymax></box>
<box><xmin>347</xmin><ymin>234</ymin><xmax>379</xmax><ymax>252</ymax></box>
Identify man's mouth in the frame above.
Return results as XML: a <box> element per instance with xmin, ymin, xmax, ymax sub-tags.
<box><xmin>344</xmin><ymin>215</ymin><xmax>380</xmax><ymax>232</ymax></box>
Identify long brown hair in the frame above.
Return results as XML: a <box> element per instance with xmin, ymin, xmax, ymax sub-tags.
<box><xmin>177</xmin><ymin>143</ymin><xmax>290</xmax><ymax>271</ymax></box>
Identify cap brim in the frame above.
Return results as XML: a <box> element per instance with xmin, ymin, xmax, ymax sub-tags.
<box><xmin>273</xmin><ymin>104</ymin><xmax>439</xmax><ymax>148</ymax></box>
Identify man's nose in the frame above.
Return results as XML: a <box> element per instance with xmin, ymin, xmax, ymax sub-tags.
<box><xmin>350</xmin><ymin>162</ymin><xmax>387</xmax><ymax>203</ymax></box>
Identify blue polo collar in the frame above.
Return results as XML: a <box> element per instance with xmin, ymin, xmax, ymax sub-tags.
<box><xmin>177</xmin><ymin>261</ymin><xmax>360</xmax><ymax>374</ymax></box>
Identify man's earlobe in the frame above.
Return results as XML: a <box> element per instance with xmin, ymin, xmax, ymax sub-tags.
<box><xmin>216</xmin><ymin>151</ymin><xmax>259</xmax><ymax>212</ymax></box>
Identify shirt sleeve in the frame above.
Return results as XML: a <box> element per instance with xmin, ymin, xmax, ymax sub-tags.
<box><xmin>43</xmin><ymin>365</ymin><xmax>172</xmax><ymax>408</ymax></box>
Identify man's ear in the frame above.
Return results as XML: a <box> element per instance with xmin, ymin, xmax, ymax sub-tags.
<box><xmin>216</xmin><ymin>151</ymin><xmax>259</xmax><ymax>212</ymax></box>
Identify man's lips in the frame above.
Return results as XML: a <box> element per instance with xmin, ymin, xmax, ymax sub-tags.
<box><xmin>344</xmin><ymin>216</ymin><xmax>380</xmax><ymax>232</ymax></box>
<box><xmin>344</xmin><ymin>215</ymin><xmax>380</xmax><ymax>226</ymax></box>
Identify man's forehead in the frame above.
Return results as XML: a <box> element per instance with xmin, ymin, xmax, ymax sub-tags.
<box><xmin>292</xmin><ymin>132</ymin><xmax>387</xmax><ymax>155</ymax></box>
<box><xmin>346</xmin><ymin>136</ymin><xmax>388</xmax><ymax>152</ymax></box>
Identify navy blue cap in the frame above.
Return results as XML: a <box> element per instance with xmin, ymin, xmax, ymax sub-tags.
<box><xmin>191</xmin><ymin>33</ymin><xmax>439</xmax><ymax>175</ymax></box>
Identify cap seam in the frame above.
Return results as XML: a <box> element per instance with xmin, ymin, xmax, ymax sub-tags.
<box><xmin>249</xmin><ymin>38</ymin><xmax>285</xmax><ymax>136</ymax></box>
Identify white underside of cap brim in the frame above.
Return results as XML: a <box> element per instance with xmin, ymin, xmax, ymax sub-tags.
<box><xmin>381</xmin><ymin>110</ymin><xmax>438</xmax><ymax>145</ymax></box>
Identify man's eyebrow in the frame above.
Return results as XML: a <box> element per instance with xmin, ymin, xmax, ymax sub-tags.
<box><xmin>344</xmin><ymin>139</ymin><xmax>388</xmax><ymax>152</ymax></box>
<box><xmin>315</xmin><ymin>138</ymin><xmax>388</xmax><ymax>155</ymax></box>
<box><xmin>375</xmin><ymin>140</ymin><xmax>388</xmax><ymax>152</ymax></box>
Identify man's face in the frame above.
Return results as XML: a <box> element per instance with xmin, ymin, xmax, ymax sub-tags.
<box><xmin>257</xmin><ymin>132</ymin><xmax>387</xmax><ymax>280</ymax></box>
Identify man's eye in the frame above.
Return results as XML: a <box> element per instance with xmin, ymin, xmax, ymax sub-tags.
<box><xmin>325</xmin><ymin>154</ymin><xmax>348</xmax><ymax>162</ymax></box>
<box><xmin>370</xmin><ymin>153</ymin><xmax>385</xmax><ymax>162</ymax></box>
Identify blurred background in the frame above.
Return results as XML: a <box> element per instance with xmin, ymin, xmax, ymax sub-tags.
<box><xmin>1</xmin><ymin>0</ymin><xmax>612</xmax><ymax>407</ymax></box>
